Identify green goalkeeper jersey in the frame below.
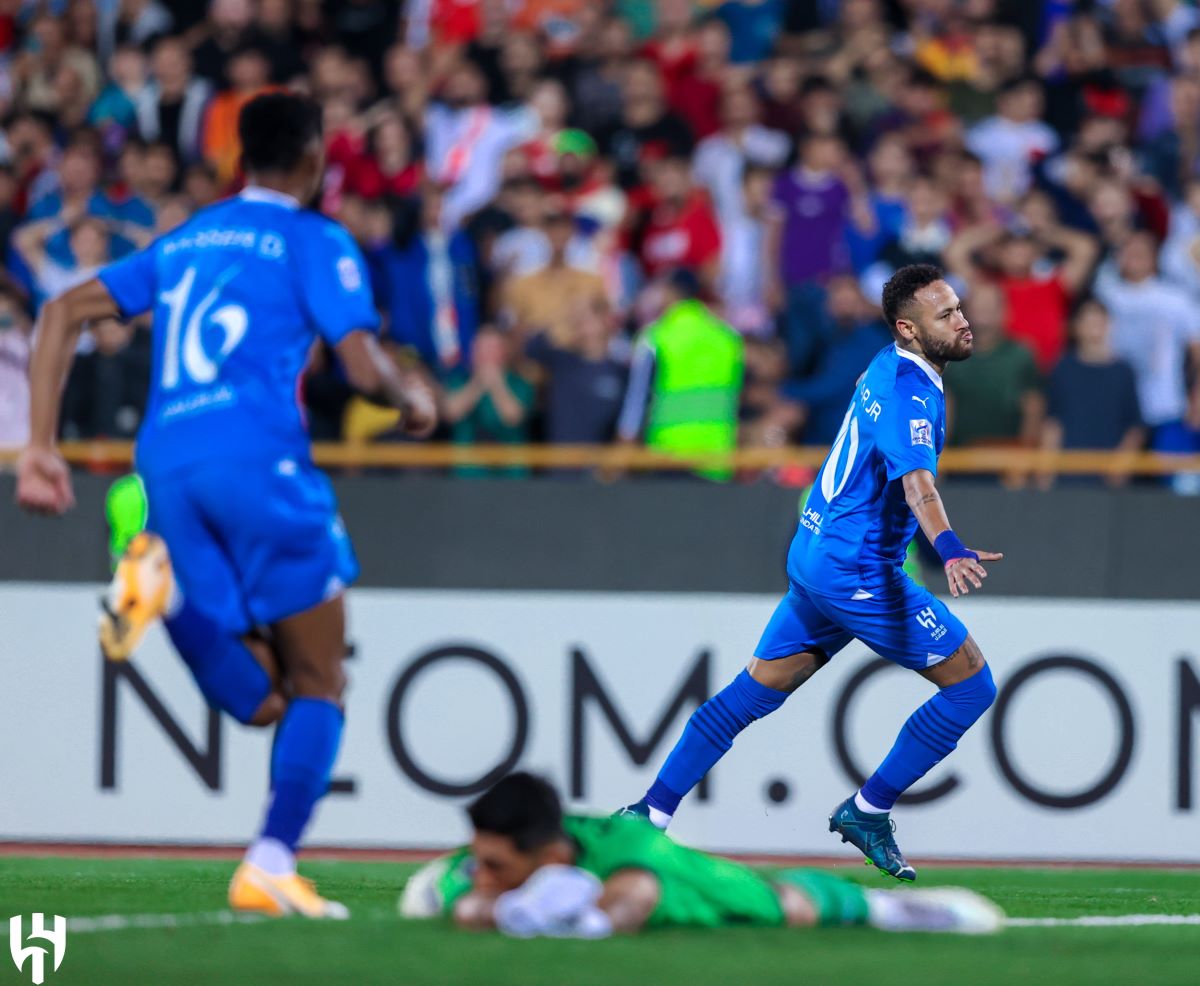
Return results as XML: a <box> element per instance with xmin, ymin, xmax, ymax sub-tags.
<box><xmin>432</xmin><ymin>814</ymin><xmax>786</xmax><ymax>929</ymax></box>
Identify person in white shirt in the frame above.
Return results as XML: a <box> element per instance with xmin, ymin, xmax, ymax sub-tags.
<box><xmin>0</xmin><ymin>287</ymin><xmax>32</xmax><ymax>448</ymax></box>
<box><xmin>1094</xmin><ymin>231</ymin><xmax>1200</xmax><ymax>463</ymax></box>
<box><xmin>692</xmin><ymin>86</ymin><xmax>789</xmax><ymax>223</ymax></box>
<box><xmin>966</xmin><ymin>77</ymin><xmax>1058</xmax><ymax>204</ymax></box>
<box><xmin>424</xmin><ymin>62</ymin><xmax>537</xmax><ymax>231</ymax></box>
<box><xmin>1161</xmin><ymin>178</ymin><xmax>1200</xmax><ymax>303</ymax></box>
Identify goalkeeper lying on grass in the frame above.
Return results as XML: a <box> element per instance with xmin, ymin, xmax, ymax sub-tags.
<box><xmin>400</xmin><ymin>773</ymin><xmax>1002</xmax><ymax>938</ymax></box>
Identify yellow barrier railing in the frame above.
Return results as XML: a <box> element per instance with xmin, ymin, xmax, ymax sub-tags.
<box><xmin>1</xmin><ymin>441</ymin><xmax>1199</xmax><ymax>476</ymax></box>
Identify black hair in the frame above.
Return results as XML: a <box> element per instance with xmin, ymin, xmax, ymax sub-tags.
<box><xmin>998</xmin><ymin>74</ymin><xmax>1039</xmax><ymax>97</ymax></box>
<box><xmin>666</xmin><ymin>267</ymin><xmax>702</xmax><ymax>300</ymax></box>
<box><xmin>466</xmin><ymin>772</ymin><xmax>565</xmax><ymax>852</ymax></box>
<box><xmin>238</xmin><ymin>91</ymin><xmax>323</xmax><ymax>175</ymax></box>
<box><xmin>881</xmin><ymin>264</ymin><xmax>945</xmax><ymax>336</ymax></box>
<box><xmin>801</xmin><ymin>74</ymin><xmax>835</xmax><ymax>96</ymax></box>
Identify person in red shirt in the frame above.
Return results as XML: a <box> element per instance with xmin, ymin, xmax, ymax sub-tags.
<box><xmin>946</xmin><ymin>194</ymin><xmax>1098</xmax><ymax>373</ymax></box>
<box><xmin>638</xmin><ymin>154</ymin><xmax>721</xmax><ymax>285</ymax></box>
<box><xmin>666</xmin><ymin>19</ymin><xmax>734</xmax><ymax>140</ymax></box>
<box><xmin>345</xmin><ymin>112</ymin><xmax>424</xmax><ymax>201</ymax></box>
<box><xmin>639</xmin><ymin>0</ymin><xmax>697</xmax><ymax>92</ymax></box>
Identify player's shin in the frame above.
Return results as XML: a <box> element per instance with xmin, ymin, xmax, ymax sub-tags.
<box><xmin>251</xmin><ymin>697</ymin><xmax>344</xmax><ymax>874</ymax></box>
<box><xmin>858</xmin><ymin>664</ymin><xmax>997</xmax><ymax>812</ymax></box>
<box><xmin>642</xmin><ymin>670</ymin><xmax>789</xmax><ymax>826</ymax></box>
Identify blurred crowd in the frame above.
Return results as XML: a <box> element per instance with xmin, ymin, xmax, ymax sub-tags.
<box><xmin>2</xmin><ymin>0</ymin><xmax>1200</xmax><ymax>487</ymax></box>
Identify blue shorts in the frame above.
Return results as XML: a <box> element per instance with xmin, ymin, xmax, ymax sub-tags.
<box><xmin>144</xmin><ymin>456</ymin><xmax>359</xmax><ymax>634</ymax></box>
<box><xmin>754</xmin><ymin>578</ymin><xmax>968</xmax><ymax>671</ymax></box>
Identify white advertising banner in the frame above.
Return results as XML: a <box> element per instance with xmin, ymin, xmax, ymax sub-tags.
<box><xmin>1</xmin><ymin>584</ymin><xmax>1198</xmax><ymax>862</ymax></box>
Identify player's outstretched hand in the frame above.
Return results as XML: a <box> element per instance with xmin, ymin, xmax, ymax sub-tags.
<box><xmin>944</xmin><ymin>550</ymin><xmax>1002</xmax><ymax>597</ymax></box>
<box><xmin>400</xmin><ymin>374</ymin><xmax>438</xmax><ymax>439</ymax></box>
<box><xmin>15</xmin><ymin>446</ymin><xmax>75</xmax><ymax>516</ymax></box>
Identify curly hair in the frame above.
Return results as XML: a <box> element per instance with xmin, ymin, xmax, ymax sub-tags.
<box><xmin>881</xmin><ymin>264</ymin><xmax>945</xmax><ymax>336</ymax></box>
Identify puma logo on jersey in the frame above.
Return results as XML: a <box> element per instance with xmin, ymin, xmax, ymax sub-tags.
<box><xmin>911</xmin><ymin>395</ymin><xmax>931</xmax><ymax>410</ymax></box>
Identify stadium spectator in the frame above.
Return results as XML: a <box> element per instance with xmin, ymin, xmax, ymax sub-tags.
<box><xmin>369</xmin><ymin>186</ymin><xmax>481</xmax><ymax>378</ymax></box>
<box><xmin>739</xmin><ymin>335</ymin><xmax>802</xmax><ymax>454</ymax></box>
<box><xmin>491</xmin><ymin>179</ymin><xmax>592</xmax><ymax>279</ymax></box>
<box><xmin>23</xmin><ymin>138</ymin><xmax>150</xmax><ymax>267</ymax></box>
<box><xmin>136</xmin><ymin>37</ymin><xmax>211</xmax><ymax>164</ymax></box>
<box><xmin>201</xmin><ymin>46</ymin><xmax>273</xmax><ymax>185</ymax></box>
<box><xmin>717</xmin><ymin>163</ymin><xmax>775</xmax><ymax>335</ymax></box>
<box><xmin>1040</xmin><ymin>298</ymin><xmax>1145</xmax><ymax>488</ymax></box>
<box><xmin>597</xmin><ymin>58</ymin><xmax>694</xmax><ymax>191</ymax></box>
<box><xmin>252</xmin><ymin>0</ymin><xmax>308</xmax><ymax>84</ymax></box>
<box><xmin>4</xmin><ymin>112</ymin><xmax>58</xmax><ymax>216</ymax></box>
<box><xmin>60</xmin><ymin>315</ymin><xmax>149</xmax><ymax>441</ymax></box>
<box><xmin>664</xmin><ymin>18</ymin><xmax>734</xmax><ymax>141</ymax></box>
<box><xmin>945</xmin><ymin>193</ymin><xmax>1098</xmax><ymax>373</ymax></box>
<box><xmin>525</xmin><ymin>296</ymin><xmax>629</xmax><ymax>445</ymax></box>
<box><xmin>425</xmin><ymin>61</ymin><xmax>537</xmax><ymax>231</ymax></box>
<box><xmin>866</xmin><ymin>175</ymin><xmax>953</xmax><ymax>289</ymax></box>
<box><xmin>89</xmin><ymin>43</ymin><xmax>150</xmax><ymax>138</ymax></box>
<box><xmin>0</xmin><ymin>289</ymin><xmax>33</xmax><ymax>448</ymax></box>
<box><xmin>716</xmin><ymin>0</ymin><xmax>786</xmax><ymax>66</ymax></box>
<box><xmin>637</xmin><ymin>154</ymin><xmax>722</xmax><ymax>285</ymax></box>
<box><xmin>15</xmin><ymin>213</ymin><xmax>111</xmax><ymax>308</ymax></box>
<box><xmin>845</xmin><ymin>134</ymin><xmax>913</xmax><ymax>273</ymax></box>
<box><xmin>1162</xmin><ymin>177</ymin><xmax>1200</xmax><ymax>301</ymax></box>
<box><xmin>782</xmin><ymin>275</ymin><xmax>890</xmax><ymax>446</ymax></box>
<box><xmin>569</xmin><ymin>15</ymin><xmax>632</xmax><ymax>136</ymax></box>
<box><xmin>766</xmin><ymin>133</ymin><xmax>852</xmax><ymax>374</ymax></box>
<box><xmin>943</xmin><ymin>281</ymin><xmax>1043</xmax><ymax>450</ymax></box>
<box><xmin>14</xmin><ymin>14</ymin><xmax>100</xmax><ymax>121</ymax></box>
<box><xmin>1094</xmin><ymin>231</ymin><xmax>1200</xmax><ymax>461</ymax></box>
<box><xmin>965</xmin><ymin>76</ymin><xmax>1058</xmax><ymax>205</ymax></box>
<box><xmin>692</xmin><ymin>85</ymin><xmax>789</xmax><ymax>223</ymax></box>
<box><xmin>501</xmin><ymin>203</ymin><xmax>606</xmax><ymax>347</ymax></box>
<box><xmin>617</xmin><ymin>270</ymin><xmax>744</xmax><ymax>480</ymax></box>
<box><xmin>191</xmin><ymin>0</ymin><xmax>256</xmax><ymax>87</ymax></box>
<box><xmin>100</xmin><ymin>1</ymin><xmax>174</xmax><ymax>61</ymax></box>
<box><xmin>442</xmin><ymin>326</ymin><xmax>536</xmax><ymax>476</ymax></box>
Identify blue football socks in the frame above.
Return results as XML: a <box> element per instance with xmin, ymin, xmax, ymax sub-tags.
<box><xmin>164</xmin><ymin>599</ymin><xmax>272</xmax><ymax>725</ymax></box>
<box><xmin>262</xmin><ymin>698</ymin><xmax>344</xmax><ymax>852</ymax></box>
<box><xmin>859</xmin><ymin>664</ymin><xmax>997</xmax><ymax>812</ymax></box>
<box><xmin>646</xmin><ymin>670</ymin><xmax>790</xmax><ymax>817</ymax></box>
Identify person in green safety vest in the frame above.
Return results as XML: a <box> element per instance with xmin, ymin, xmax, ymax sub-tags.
<box><xmin>616</xmin><ymin>270</ymin><xmax>744</xmax><ymax>480</ymax></box>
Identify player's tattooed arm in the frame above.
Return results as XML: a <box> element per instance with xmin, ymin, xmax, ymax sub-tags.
<box><xmin>18</xmin><ymin>278</ymin><xmax>122</xmax><ymax>515</ymax></box>
<box><xmin>901</xmin><ymin>469</ymin><xmax>1003</xmax><ymax>597</ymax></box>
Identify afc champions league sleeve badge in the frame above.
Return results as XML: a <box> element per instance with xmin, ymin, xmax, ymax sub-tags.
<box><xmin>909</xmin><ymin>418</ymin><xmax>934</xmax><ymax>448</ymax></box>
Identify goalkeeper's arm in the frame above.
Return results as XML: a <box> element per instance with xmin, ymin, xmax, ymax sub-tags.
<box><xmin>433</xmin><ymin>865</ymin><xmax>661</xmax><ymax>936</ymax></box>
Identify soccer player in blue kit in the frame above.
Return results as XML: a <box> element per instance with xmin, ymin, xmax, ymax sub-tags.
<box><xmin>621</xmin><ymin>265</ymin><xmax>1002</xmax><ymax>881</ymax></box>
<box><xmin>16</xmin><ymin>92</ymin><xmax>436</xmax><ymax>917</ymax></box>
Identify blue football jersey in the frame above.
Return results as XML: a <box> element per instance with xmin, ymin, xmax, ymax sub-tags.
<box><xmin>787</xmin><ymin>344</ymin><xmax>946</xmax><ymax>598</ymax></box>
<box><xmin>97</xmin><ymin>187</ymin><xmax>379</xmax><ymax>478</ymax></box>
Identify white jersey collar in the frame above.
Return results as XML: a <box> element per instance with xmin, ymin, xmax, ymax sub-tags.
<box><xmin>238</xmin><ymin>186</ymin><xmax>300</xmax><ymax>210</ymax></box>
<box><xmin>894</xmin><ymin>344</ymin><xmax>944</xmax><ymax>392</ymax></box>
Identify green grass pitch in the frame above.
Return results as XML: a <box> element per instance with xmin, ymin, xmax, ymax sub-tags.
<box><xmin>2</xmin><ymin>857</ymin><xmax>1198</xmax><ymax>986</ymax></box>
